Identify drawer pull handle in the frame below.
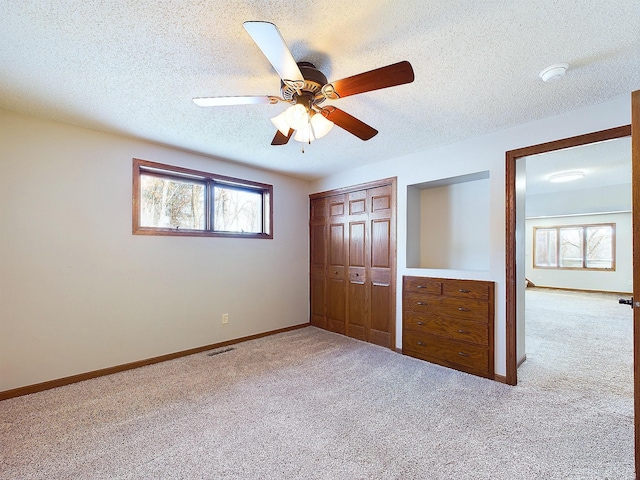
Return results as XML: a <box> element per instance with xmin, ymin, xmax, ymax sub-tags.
<box><xmin>458</xmin><ymin>329</ymin><xmax>469</xmax><ymax>334</ymax></box>
<box><xmin>416</xmin><ymin>285</ymin><xmax>428</xmax><ymax>289</ymax></box>
<box><xmin>458</xmin><ymin>352</ymin><xmax>470</xmax><ymax>357</ymax></box>
<box><xmin>416</xmin><ymin>321</ymin><xmax>425</xmax><ymax>325</ymax></box>
<box><xmin>416</xmin><ymin>301</ymin><xmax>428</xmax><ymax>306</ymax></box>
<box><xmin>458</xmin><ymin>289</ymin><xmax>470</xmax><ymax>293</ymax></box>
<box><xmin>417</xmin><ymin>341</ymin><xmax>426</xmax><ymax>346</ymax></box>
<box><xmin>458</xmin><ymin>307</ymin><xmax>470</xmax><ymax>312</ymax></box>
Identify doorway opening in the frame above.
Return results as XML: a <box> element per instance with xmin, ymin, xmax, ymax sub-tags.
<box><xmin>505</xmin><ymin>125</ymin><xmax>631</xmax><ymax>386</ymax></box>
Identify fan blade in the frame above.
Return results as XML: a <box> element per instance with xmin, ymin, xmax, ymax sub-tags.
<box><xmin>271</xmin><ymin>128</ymin><xmax>294</xmax><ymax>145</ymax></box>
<box><xmin>243</xmin><ymin>21</ymin><xmax>304</xmax><ymax>87</ymax></box>
<box><xmin>193</xmin><ymin>96</ymin><xmax>280</xmax><ymax>107</ymax></box>
<box><xmin>321</xmin><ymin>106</ymin><xmax>378</xmax><ymax>141</ymax></box>
<box><xmin>322</xmin><ymin>61</ymin><xmax>414</xmax><ymax>99</ymax></box>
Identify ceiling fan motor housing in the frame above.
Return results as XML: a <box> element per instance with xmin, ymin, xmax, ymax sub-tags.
<box><xmin>281</xmin><ymin>62</ymin><xmax>328</xmax><ymax>104</ymax></box>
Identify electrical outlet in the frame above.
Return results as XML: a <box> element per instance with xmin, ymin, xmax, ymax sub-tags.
<box><xmin>222</xmin><ymin>313</ymin><xmax>229</xmax><ymax>325</ymax></box>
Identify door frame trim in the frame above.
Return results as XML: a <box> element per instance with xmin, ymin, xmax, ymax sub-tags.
<box><xmin>309</xmin><ymin>177</ymin><xmax>397</xmax><ymax>200</ymax></box>
<box><xmin>631</xmin><ymin>89</ymin><xmax>639</xmax><ymax>477</ymax></box>
<box><xmin>505</xmin><ymin>124</ymin><xmax>631</xmax><ymax>386</ymax></box>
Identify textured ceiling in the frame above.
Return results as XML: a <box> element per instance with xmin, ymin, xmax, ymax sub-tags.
<box><xmin>1</xmin><ymin>1</ymin><xmax>639</xmax><ymax>180</ymax></box>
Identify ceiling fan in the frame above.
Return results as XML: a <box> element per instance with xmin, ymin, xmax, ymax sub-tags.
<box><xmin>193</xmin><ymin>21</ymin><xmax>415</xmax><ymax>146</ymax></box>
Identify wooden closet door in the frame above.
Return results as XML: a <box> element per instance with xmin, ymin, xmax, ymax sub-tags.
<box><xmin>346</xmin><ymin>190</ymin><xmax>368</xmax><ymax>341</ymax></box>
<box><xmin>309</xmin><ymin>197</ymin><xmax>327</xmax><ymax>329</ymax></box>
<box><xmin>367</xmin><ymin>184</ymin><xmax>395</xmax><ymax>348</ymax></box>
<box><xmin>309</xmin><ymin>178</ymin><xmax>396</xmax><ymax>349</ymax></box>
<box><xmin>326</xmin><ymin>194</ymin><xmax>347</xmax><ymax>334</ymax></box>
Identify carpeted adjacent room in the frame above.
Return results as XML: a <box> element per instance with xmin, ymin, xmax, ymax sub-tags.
<box><xmin>0</xmin><ymin>289</ymin><xmax>633</xmax><ymax>479</ymax></box>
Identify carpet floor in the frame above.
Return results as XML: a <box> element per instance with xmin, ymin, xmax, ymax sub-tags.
<box><xmin>0</xmin><ymin>288</ymin><xmax>634</xmax><ymax>479</ymax></box>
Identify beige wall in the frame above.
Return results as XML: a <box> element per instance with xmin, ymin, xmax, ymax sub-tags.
<box><xmin>0</xmin><ymin>109</ymin><xmax>311</xmax><ymax>391</ymax></box>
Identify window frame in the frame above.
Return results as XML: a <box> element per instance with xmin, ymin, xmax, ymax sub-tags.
<box><xmin>532</xmin><ymin>223</ymin><xmax>616</xmax><ymax>271</ymax></box>
<box><xmin>132</xmin><ymin>158</ymin><xmax>273</xmax><ymax>239</ymax></box>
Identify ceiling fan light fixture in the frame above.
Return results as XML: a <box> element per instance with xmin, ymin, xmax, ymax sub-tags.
<box><xmin>285</xmin><ymin>104</ymin><xmax>309</xmax><ymax>131</ymax></box>
<box><xmin>270</xmin><ymin>111</ymin><xmax>290</xmax><ymax>136</ymax></box>
<box><xmin>310</xmin><ymin>112</ymin><xmax>334</xmax><ymax>139</ymax></box>
<box><xmin>294</xmin><ymin>123</ymin><xmax>313</xmax><ymax>143</ymax></box>
<box><xmin>548</xmin><ymin>170</ymin><xmax>585</xmax><ymax>183</ymax></box>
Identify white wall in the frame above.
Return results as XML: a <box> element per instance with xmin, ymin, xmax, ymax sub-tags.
<box><xmin>310</xmin><ymin>93</ymin><xmax>632</xmax><ymax>377</ymax></box>
<box><xmin>419</xmin><ymin>178</ymin><xmax>490</xmax><ymax>271</ymax></box>
<box><xmin>527</xmin><ymin>184</ymin><xmax>631</xmax><ymax>218</ymax></box>
<box><xmin>525</xmin><ymin>212</ymin><xmax>632</xmax><ymax>293</ymax></box>
<box><xmin>0</xmin><ymin>109</ymin><xmax>310</xmax><ymax>392</ymax></box>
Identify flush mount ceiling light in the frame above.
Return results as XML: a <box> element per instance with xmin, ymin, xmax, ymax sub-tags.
<box><xmin>548</xmin><ymin>170</ymin><xmax>585</xmax><ymax>183</ymax></box>
<box><xmin>539</xmin><ymin>63</ymin><xmax>569</xmax><ymax>82</ymax></box>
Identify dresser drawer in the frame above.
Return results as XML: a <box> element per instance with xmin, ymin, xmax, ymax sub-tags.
<box><xmin>442</xmin><ymin>280</ymin><xmax>491</xmax><ymax>300</ymax></box>
<box><xmin>403</xmin><ymin>331</ymin><xmax>489</xmax><ymax>374</ymax></box>
<box><xmin>403</xmin><ymin>311</ymin><xmax>489</xmax><ymax>346</ymax></box>
<box><xmin>403</xmin><ymin>294</ymin><xmax>489</xmax><ymax>322</ymax></box>
<box><xmin>403</xmin><ymin>276</ymin><xmax>443</xmax><ymax>295</ymax></box>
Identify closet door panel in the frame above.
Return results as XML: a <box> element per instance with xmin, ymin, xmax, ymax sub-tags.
<box><xmin>327</xmin><ymin>276</ymin><xmax>346</xmax><ymax>334</ymax></box>
<box><xmin>329</xmin><ymin>224</ymin><xmax>345</xmax><ymax>266</ymax></box>
<box><xmin>310</xmin><ymin>197</ymin><xmax>328</xmax><ymax>222</ymax></box>
<box><xmin>370</xmin><ymin>282</ymin><xmax>391</xmax><ymax>347</ymax></box>
<box><xmin>311</xmin><ymin>275</ymin><xmax>326</xmax><ymax>328</ymax></box>
<box><xmin>368</xmin><ymin>184</ymin><xmax>394</xmax><ymax>348</ymax></box>
<box><xmin>348</xmin><ymin>189</ymin><xmax>367</xmax><ymax>215</ymax></box>
<box><xmin>327</xmin><ymin>195</ymin><xmax>347</xmax><ymax>334</ymax></box>
<box><xmin>309</xmin><ymin>198</ymin><xmax>327</xmax><ymax>328</ymax></box>
<box><xmin>371</xmin><ymin>219</ymin><xmax>391</xmax><ymax>268</ymax></box>
<box><xmin>369</xmin><ymin>218</ymin><xmax>392</xmax><ymax>345</ymax></box>
<box><xmin>311</xmin><ymin>224</ymin><xmax>326</xmax><ymax>268</ymax></box>
<box><xmin>347</xmin><ymin>278</ymin><xmax>366</xmax><ymax>340</ymax></box>
<box><xmin>347</xmin><ymin>219</ymin><xmax>367</xmax><ymax>340</ymax></box>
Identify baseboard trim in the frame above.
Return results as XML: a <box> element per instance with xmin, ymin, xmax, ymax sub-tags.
<box><xmin>494</xmin><ymin>374</ymin><xmax>508</xmax><ymax>384</ymax></box>
<box><xmin>528</xmin><ymin>285</ymin><xmax>632</xmax><ymax>296</ymax></box>
<box><xmin>0</xmin><ymin>323</ymin><xmax>310</xmax><ymax>401</ymax></box>
<box><xmin>517</xmin><ymin>354</ymin><xmax>527</xmax><ymax>368</ymax></box>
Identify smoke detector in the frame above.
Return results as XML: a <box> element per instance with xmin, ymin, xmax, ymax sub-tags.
<box><xmin>539</xmin><ymin>63</ymin><xmax>569</xmax><ymax>82</ymax></box>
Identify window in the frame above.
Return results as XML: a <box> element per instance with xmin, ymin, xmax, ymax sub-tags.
<box><xmin>533</xmin><ymin>223</ymin><xmax>615</xmax><ymax>270</ymax></box>
<box><xmin>133</xmin><ymin>159</ymin><xmax>272</xmax><ymax>238</ymax></box>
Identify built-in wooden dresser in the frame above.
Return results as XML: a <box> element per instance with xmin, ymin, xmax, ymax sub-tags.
<box><xmin>402</xmin><ymin>276</ymin><xmax>494</xmax><ymax>379</ymax></box>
